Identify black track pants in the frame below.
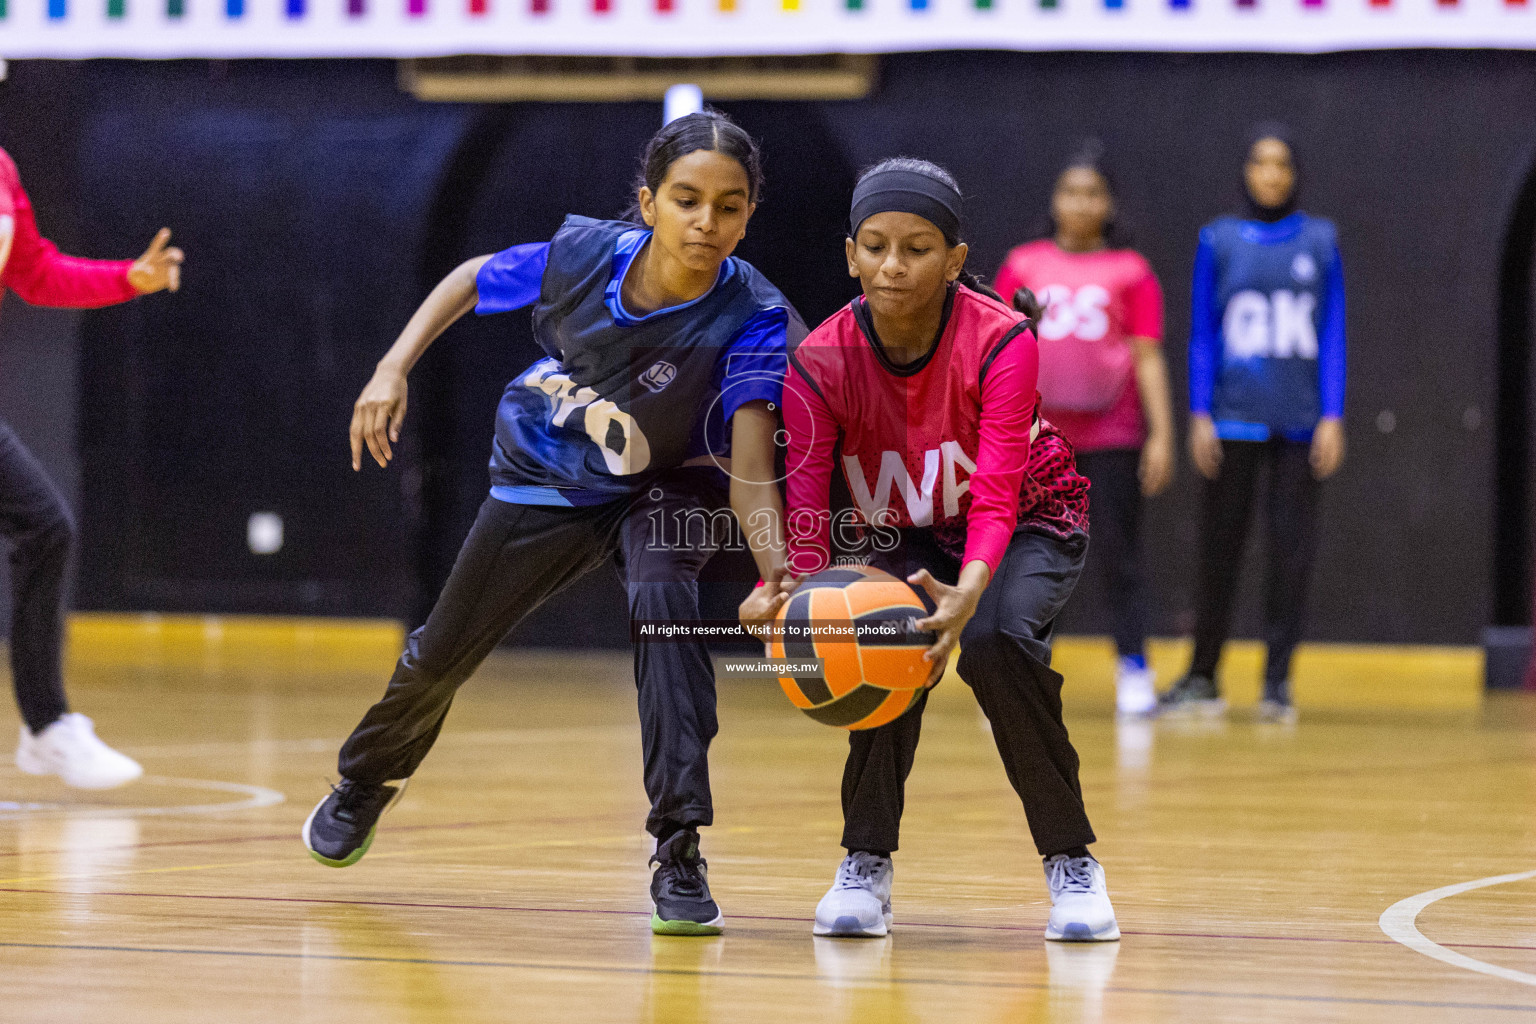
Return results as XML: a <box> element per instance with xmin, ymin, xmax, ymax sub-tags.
<box><xmin>1188</xmin><ymin>438</ymin><xmax>1322</xmax><ymax>686</ymax></box>
<box><xmin>839</xmin><ymin>528</ymin><xmax>1097</xmax><ymax>858</ymax></box>
<box><xmin>1073</xmin><ymin>448</ymin><xmax>1149</xmax><ymax>660</ymax></box>
<box><xmin>0</xmin><ymin>419</ymin><xmax>73</xmax><ymax>735</ymax></box>
<box><xmin>339</xmin><ymin>469</ymin><xmax>727</xmax><ymax>837</ymax></box>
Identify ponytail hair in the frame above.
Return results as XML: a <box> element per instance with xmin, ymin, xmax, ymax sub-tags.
<box><xmin>957</xmin><ymin>269</ymin><xmax>1004</xmax><ymax>305</ymax></box>
<box><xmin>1010</xmin><ymin>285</ymin><xmax>1043</xmax><ymax>333</ymax></box>
<box><xmin>623</xmin><ymin>109</ymin><xmax>764</xmax><ymax>223</ymax></box>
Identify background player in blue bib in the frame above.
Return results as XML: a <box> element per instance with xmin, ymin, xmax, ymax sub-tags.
<box><xmin>1158</xmin><ymin>123</ymin><xmax>1347</xmax><ymax>723</ymax></box>
<box><xmin>302</xmin><ymin>112</ymin><xmax>806</xmax><ymax>936</ymax></box>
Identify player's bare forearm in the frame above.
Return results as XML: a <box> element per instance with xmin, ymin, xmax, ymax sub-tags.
<box><xmin>731</xmin><ymin>479</ymin><xmax>786</xmax><ymax>584</ymax></box>
<box><xmin>1132</xmin><ymin>338</ymin><xmax>1174</xmax><ymax>445</ymax></box>
<box><xmin>377</xmin><ymin>255</ymin><xmax>490</xmax><ymax>376</ymax></box>
<box><xmin>351</xmin><ymin>256</ymin><xmax>490</xmax><ymax>470</ymax></box>
<box><xmin>1132</xmin><ymin>339</ymin><xmax>1176</xmax><ymax>494</ymax></box>
<box><xmin>730</xmin><ymin>401</ymin><xmax>788</xmax><ymax>584</ymax></box>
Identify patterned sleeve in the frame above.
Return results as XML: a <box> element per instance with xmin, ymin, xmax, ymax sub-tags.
<box><xmin>474</xmin><ymin>242</ymin><xmax>551</xmax><ymax>315</ymax></box>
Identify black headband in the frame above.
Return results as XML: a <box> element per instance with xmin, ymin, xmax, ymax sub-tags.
<box><xmin>849</xmin><ymin>168</ymin><xmax>963</xmax><ymax>246</ymax></box>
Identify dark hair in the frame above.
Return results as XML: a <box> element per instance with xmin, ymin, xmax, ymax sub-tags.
<box><xmin>1010</xmin><ymin>286</ymin><xmax>1043</xmax><ymax>330</ymax></box>
<box><xmin>853</xmin><ymin>157</ymin><xmax>1007</xmax><ymax>306</ymax></box>
<box><xmin>623</xmin><ymin>110</ymin><xmax>764</xmax><ymax>223</ymax></box>
<box><xmin>1046</xmin><ymin>138</ymin><xmax>1132</xmax><ymax>248</ymax></box>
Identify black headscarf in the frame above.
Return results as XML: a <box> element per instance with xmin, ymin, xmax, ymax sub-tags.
<box><xmin>1244</xmin><ymin>121</ymin><xmax>1300</xmax><ymax>223</ymax></box>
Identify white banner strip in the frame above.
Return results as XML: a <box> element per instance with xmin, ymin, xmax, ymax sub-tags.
<box><xmin>0</xmin><ymin>0</ymin><xmax>1533</xmax><ymax>57</ymax></box>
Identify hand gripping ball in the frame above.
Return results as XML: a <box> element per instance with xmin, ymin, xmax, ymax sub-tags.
<box><xmin>770</xmin><ymin>566</ymin><xmax>938</xmax><ymax>730</ymax></box>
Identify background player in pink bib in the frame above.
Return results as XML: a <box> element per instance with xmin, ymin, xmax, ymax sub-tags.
<box><xmin>994</xmin><ymin>144</ymin><xmax>1173</xmax><ymax>717</ymax></box>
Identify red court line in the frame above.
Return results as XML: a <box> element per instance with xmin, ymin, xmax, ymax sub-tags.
<box><xmin>4</xmin><ymin>887</ymin><xmax>1534</xmax><ymax>954</ymax></box>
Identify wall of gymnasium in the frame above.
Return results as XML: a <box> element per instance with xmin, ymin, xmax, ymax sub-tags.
<box><xmin>0</xmin><ymin>51</ymin><xmax>1529</xmax><ymax>645</ymax></box>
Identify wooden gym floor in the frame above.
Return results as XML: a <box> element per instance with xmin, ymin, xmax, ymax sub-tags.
<box><xmin>1</xmin><ymin>616</ymin><xmax>1534</xmax><ymax>1023</ymax></box>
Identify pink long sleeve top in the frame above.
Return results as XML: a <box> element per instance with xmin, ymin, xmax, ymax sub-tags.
<box><xmin>0</xmin><ymin>148</ymin><xmax>137</xmax><ymax>312</ymax></box>
<box><xmin>782</xmin><ymin>284</ymin><xmax>1089</xmax><ymax>577</ymax></box>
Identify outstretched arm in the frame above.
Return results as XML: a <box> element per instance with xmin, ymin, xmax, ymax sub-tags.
<box><xmin>0</xmin><ymin>195</ymin><xmax>172</xmax><ymax>308</ymax></box>
<box><xmin>351</xmin><ymin>254</ymin><xmax>489</xmax><ymax>471</ymax></box>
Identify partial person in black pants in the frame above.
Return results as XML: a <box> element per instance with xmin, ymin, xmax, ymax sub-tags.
<box><xmin>1185</xmin><ymin>440</ymin><xmax>1320</xmax><ymax>697</ymax></box>
<box><xmin>0</xmin><ymin>144</ymin><xmax>184</xmax><ymax>789</ymax></box>
<box><xmin>1160</xmin><ymin>124</ymin><xmax>1347</xmax><ymax>723</ymax></box>
<box><xmin>1073</xmin><ymin>449</ymin><xmax>1152</xmax><ymax>669</ymax></box>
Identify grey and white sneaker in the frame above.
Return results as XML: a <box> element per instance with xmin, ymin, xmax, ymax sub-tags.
<box><xmin>1044</xmin><ymin>855</ymin><xmax>1120</xmax><ymax>942</ymax></box>
<box><xmin>1256</xmin><ymin>678</ymin><xmax>1298</xmax><ymax>724</ymax></box>
<box><xmin>814</xmin><ymin>851</ymin><xmax>893</xmax><ymax>937</ymax></box>
<box><xmin>1154</xmin><ymin>674</ymin><xmax>1226</xmax><ymax>718</ymax></box>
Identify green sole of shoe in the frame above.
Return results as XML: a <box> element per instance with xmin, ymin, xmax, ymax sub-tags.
<box><xmin>650</xmin><ymin>910</ymin><xmax>723</xmax><ymax>936</ymax></box>
<box><xmin>308</xmin><ymin>826</ymin><xmax>376</xmax><ymax>868</ymax></box>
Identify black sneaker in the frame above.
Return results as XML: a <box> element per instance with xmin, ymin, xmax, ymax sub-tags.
<box><xmin>1155</xmin><ymin>675</ymin><xmax>1227</xmax><ymax>718</ymax></box>
<box><xmin>302</xmin><ymin>778</ymin><xmax>408</xmax><ymax>867</ymax></box>
<box><xmin>1257</xmin><ymin>678</ymin><xmax>1298</xmax><ymax>724</ymax></box>
<box><xmin>649</xmin><ymin>830</ymin><xmax>723</xmax><ymax>936</ymax></box>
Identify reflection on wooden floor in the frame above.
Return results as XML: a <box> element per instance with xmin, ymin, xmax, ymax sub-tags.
<box><xmin>1</xmin><ymin>618</ymin><xmax>1533</xmax><ymax>1023</ymax></box>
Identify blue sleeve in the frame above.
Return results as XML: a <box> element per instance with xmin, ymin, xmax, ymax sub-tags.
<box><xmin>716</xmin><ymin>307</ymin><xmax>790</xmax><ymax>422</ymax></box>
<box><xmin>1188</xmin><ymin>230</ymin><xmax>1221</xmax><ymax>415</ymax></box>
<box><xmin>474</xmin><ymin>242</ymin><xmax>550</xmax><ymax>315</ymax></box>
<box><xmin>1318</xmin><ymin>241</ymin><xmax>1346</xmax><ymax>418</ymax></box>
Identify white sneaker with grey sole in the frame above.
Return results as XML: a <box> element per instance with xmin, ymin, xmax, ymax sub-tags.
<box><xmin>814</xmin><ymin>851</ymin><xmax>893</xmax><ymax>937</ymax></box>
<box><xmin>17</xmin><ymin>714</ymin><xmax>143</xmax><ymax>790</ymax></box>
<box><xmin>1044</xmin><ymin>855</ymin><xmax>1120</xmax><ymax>942</ymax></box>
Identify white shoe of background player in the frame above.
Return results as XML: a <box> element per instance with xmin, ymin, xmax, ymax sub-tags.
<box><xmin>1115</xmin><ymin>656</ymin><xmax>1157</xmax><ymax>718</ymax></box>
<box><xmin>1044</xmin><ymin>855</ymin><xmax>1121</xmax><ymax>942</ymax></box>
<box><xmin>814</xmin><ymin>851</ymin><xmax>894</xmax><ymax>937</ymax></box>
<box><xmin>17</xmin><ymin>713</ymin><xmax>143</xmax><ymax>789</ymax></box>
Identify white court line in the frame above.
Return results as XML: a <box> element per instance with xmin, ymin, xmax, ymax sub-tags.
<box><xmin>1379</xmin><ymin>869</ymin><xmax>1536</xmax><ymax>987</ymax></box>
<box><xmin>0</xmin><ymin>775</ymin><xmax>285</xmax><ymax>820</ymax></box>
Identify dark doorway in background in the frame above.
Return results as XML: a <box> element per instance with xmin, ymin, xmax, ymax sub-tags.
<box><xmin>1494</xmin><ymin>147</ymin><xmax>1536</xmax><ymax>631</ymax></box>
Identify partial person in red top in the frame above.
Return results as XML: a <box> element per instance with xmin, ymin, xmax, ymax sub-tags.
<box><xmin>994</xmin><ymin>143</ymin><xmax>1174</xmax><ymax>718</ymax></box>
<box><xmin>0</xmin><ymin>146</ymin><xmax>184</xmax><ymax>789</ymax></box>
<box><xmin>740</xmin><ymin>158</ymin><xmax>1118</xmax><ymax>944</ymax></box>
